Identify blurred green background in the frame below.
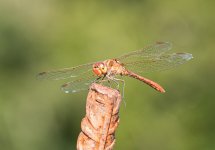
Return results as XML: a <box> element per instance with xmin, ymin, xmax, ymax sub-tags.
<box><xmin>0</xmin><ymin>0</ymin><xmax>214</xmax><ymax>150</ymax></box>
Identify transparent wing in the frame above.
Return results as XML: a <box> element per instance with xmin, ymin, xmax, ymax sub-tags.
<box><xmin>117</xmin><ymin>42</ymin><xmax>172</xmax><ymax>62</ymax></box>
<box><xmin>123</xmin><ymin>53</ymin><xmax>193</xmax><ymax>74</ymax></box>
<box><xmin>61</xmin><ymin>72</ymin><xmax>98</xmax><ymax>93</ymax></box>
<box><xmin>37</xmin><ymin>62</ymin><xmax>95</xmax><ymax>80</ymax></box>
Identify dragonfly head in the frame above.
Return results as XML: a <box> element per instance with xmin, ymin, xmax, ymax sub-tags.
<box><xmin>93</xmin><ymin>62</ymin><xmax>107</xmax><ymax>76</ymax></box>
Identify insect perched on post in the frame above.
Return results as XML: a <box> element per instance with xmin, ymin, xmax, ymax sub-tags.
<box><xmin>37</xmin><ymin>42</ymin><xmax>193</xmax><ymax>93</ymax></box>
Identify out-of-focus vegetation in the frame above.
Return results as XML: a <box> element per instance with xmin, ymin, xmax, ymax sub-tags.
<box><xmin>0</xmin><ymin>0</ymin><xmax>214</xmax><ymax>150</ymax></box>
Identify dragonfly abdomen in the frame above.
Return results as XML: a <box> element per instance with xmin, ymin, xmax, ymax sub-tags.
<box><xmin>124</xmin><ymin>70</ymin><xmax>165</xmax><ymax>93</ymax></box>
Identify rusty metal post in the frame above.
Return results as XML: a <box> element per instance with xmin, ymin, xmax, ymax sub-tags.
<box><xmin>77</xmin><ymin>83</ymin><xmax>122</xmax><ymax>150</ymax></box>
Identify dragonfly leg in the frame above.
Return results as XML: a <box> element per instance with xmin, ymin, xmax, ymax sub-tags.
<box><xmin>93</xmin><ymin>76</ymin><xmax>102</xmax><ymax>83</ymax></box>
<box><xmin>106</xmin><ymin>76</ymin><xmax>126</xmax><ymax>107</ymax></box>
<box><xmin>100</xmin><ymin>79</ymin><xmax>113</xmax><ymax>88</ymax></box>
<box><xmin>106</xmin><ymin>76</ymin><xmax>120</xmax><ymax>89</ymax></box>
<box><xmin>112</xmin><ymin>77</ymin><xmax>126</xmax><ymax>107</ymax></box>
<box><xmin>107</xmin><ymin>80</ymin><xmax>112</xmax><ymax>88</ymax></box>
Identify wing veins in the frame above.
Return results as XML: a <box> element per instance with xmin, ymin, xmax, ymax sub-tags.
<box><xmin>37</xmin><ymin>62</ymin><xmax>95</xmax><ymax>80</ymax></box>
<box><xmin>117</xmin><ymin>41</ymin><xmax>172</xmax><ymax>61</ymax></box>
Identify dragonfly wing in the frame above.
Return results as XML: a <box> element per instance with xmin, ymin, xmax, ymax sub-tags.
<box><xmin>117</xmin><ymin>42</ymin><xmax>172</xmax><ymax>63</ymax></box>
<box><xmin>37</xmin><ymin>62</ymin><xmax>95</xmax><ymax>80</ymax></box>
<box><xmin>61</xmin><ymin>72</ymin><xmax>98</xmax><ymax>93</ymax></box>
<box><xmin>124</xmin><ymin>53</ymin><xmax>193</xmax><ymax>74</ymax></box>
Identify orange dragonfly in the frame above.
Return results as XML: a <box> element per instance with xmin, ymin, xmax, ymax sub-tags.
<box><xmin>37</xmin><ymin>42</ymin><xmax>193</xmax><ymax>93</ymax></box>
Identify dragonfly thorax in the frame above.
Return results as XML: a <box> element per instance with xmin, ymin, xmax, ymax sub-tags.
<box><xmin>104</xmin><ymin>59</ymin><xmax>126</xmax><ymax>76</ymax></box>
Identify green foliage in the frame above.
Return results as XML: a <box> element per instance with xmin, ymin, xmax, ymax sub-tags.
<box><xmin>0</xmin><ymin>0</ymin><xmax>214</xmax><ymax>150</ymax></box>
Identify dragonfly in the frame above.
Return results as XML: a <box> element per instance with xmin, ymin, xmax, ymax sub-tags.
<box><xmin>37</xmin><ymin>42</ymin><xmax>193</xmax><ymax>93</ymax></box>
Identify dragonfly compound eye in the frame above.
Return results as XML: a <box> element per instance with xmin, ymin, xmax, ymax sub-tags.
<box><xmin>101</xmin><ymin>66</ymin><xmax>107</xmax><ymax>74</ymax></box>
<box><xmin>93</xmin><ymin>67</ymin><xmax>103</xmax><ymax>76</ymax></box>
<box><xmin>98</xmin><ymin>63</ymin><xmax>107</xmax><ymax>74</ymax></box>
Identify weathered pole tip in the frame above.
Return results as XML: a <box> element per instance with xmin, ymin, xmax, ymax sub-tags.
<box><xmin>77</xmin><ymin>83</ymin><xmax>122</xmax><ymax>150</ymax></box>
